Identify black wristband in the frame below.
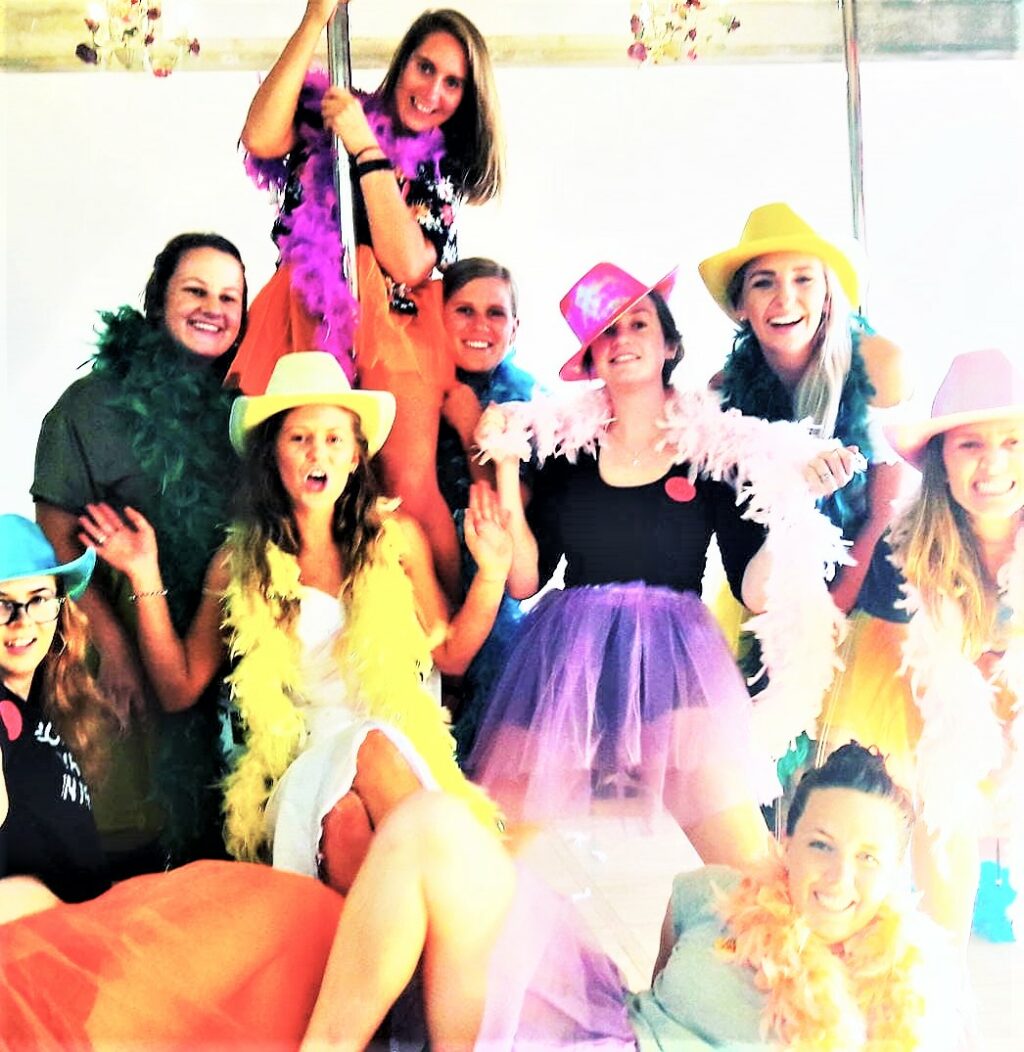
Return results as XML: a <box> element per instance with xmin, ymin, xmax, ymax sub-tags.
<box><xmin>355</xmin><ymin>158</ymin><xmax>395</xmax><ymax>179</ymax></box>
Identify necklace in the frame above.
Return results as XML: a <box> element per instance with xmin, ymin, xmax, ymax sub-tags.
<box><xmin>605</xmin><ymin>427</ymin><xmax>657</xmax><ymax>467</ymax></box>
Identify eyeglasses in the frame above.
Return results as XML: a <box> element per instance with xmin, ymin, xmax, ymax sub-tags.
<box><xmin>0</xmin><ymin>595</ymin><xmax>65</xmax><ymax>626</ymax></box>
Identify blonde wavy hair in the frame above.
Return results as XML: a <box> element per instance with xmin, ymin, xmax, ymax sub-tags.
<box><xmin>40</xmin><ymin>592</ymin><xmax>118</xmax><ymax>785</ymax></box>
<box><xmin>889</xmin><ymin>437</ymin><xmax>996</xmax><ymax>658</ymax></box>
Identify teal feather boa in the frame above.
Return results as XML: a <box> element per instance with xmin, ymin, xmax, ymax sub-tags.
<box><xmin>719</xmin><ymin>324</ymin><xmax>875</xmax><ymax>539</ymax></box>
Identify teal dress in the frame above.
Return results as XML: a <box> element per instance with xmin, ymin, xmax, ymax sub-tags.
<box><xmin>629</xmin><ymin>867</ymin><xmax>767</xmax><ymax>1050</ymax></box>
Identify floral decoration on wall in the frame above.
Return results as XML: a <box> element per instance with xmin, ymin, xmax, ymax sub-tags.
<box><xmin>76</xmin><ymin>1</ymin><xmax>200</xmax><ymax>76</ymax></box>
<box><xmin>629</xmin><ymin>1</ymin><xmax>741</xmax><ymax>63</ymax></box>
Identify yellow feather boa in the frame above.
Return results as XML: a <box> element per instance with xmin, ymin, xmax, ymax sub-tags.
<box><xmin>714</xmin><ymin>852</ymin><xmax>955</xmax><ymax>1050</ymax></box>
<box><xmin>220</xmin><ymin>518</ymin><xmax>502</xmax><ymax>860</ymax></box>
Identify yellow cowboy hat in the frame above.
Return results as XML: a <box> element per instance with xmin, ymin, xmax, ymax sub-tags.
<box><xmin>698</xmin><ymin>202</ymin><xmax>862</xmax><ymax>320</ymax></box>
<box><xmin>229</xmin><ymin>352</ymin><xmax>396</xmax><ymax>455</ymax></box>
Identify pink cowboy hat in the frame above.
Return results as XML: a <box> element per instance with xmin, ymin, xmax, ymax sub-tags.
<box><xmin>884</xmin><ymin>349</ymin><xmax>1024</xmax><ymax>469</ymax></box>
<box><xmin>558</xmin><ymin>262</ymin><xmax>677</xmax><ymax>382</ymax></box>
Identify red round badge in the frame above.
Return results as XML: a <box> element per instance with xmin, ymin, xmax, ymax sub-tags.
<box><xmin>664</xmin><ymin>476</ymin><xmax>696</xmax><ymax>503</ymax></box>
<box><xmin>0</xmin><ymin>699</ymin><xmax>23</xmax><ymax>742</ymax></box>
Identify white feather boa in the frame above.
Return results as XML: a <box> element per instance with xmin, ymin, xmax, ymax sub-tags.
<box><xmin>898</xmin><ymin>527</ymin><xmax>1024</xmax><ymax>927</ymax></box>
<box><xmin>477</xmin><ymin>383</ymin><xmax>851</xmax><ymax>759</ymax></box>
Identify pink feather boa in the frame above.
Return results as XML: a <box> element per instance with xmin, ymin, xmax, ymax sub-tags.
<box><xmin>476</xmin><ymin>383</ymin><xmax>853</xmax><ymax>759</ymax></box>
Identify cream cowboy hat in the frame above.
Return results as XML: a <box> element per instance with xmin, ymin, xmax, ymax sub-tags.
<box><xmin>698</xmin><ymin>202</ymin><xmax>862</xmax><ymax>320</ymax></box>
<box><xmin>229</xmin><ymin>352</ymin><xmax>396</xmax><ymax>455</ymax></box>
<box><xmin>558</xmin><ymin>262</ymin><xmax>677</xmax><ymax>381</ymax></box>
<box><xmin>884</xmin><ymin>349</ymin><xmax>1024</xmax><ymax>470</ymax></box>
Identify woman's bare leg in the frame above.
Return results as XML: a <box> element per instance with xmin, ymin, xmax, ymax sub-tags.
<box><xmin>302</xmin><ymin>791</ymin><xmax>516</xmax><ymax>1052</ymax></box>
<box><xmin>679</xmin><ymin>802</ymin><xmax>771</xmax><ymax>869</ymax></box>
<box><xmin>663</xmin><ymin>765</ymin><xmax>770</xmax><ymax>868</ymax></box>
<box><xmin>375</xmin><ymin>374</ymin><xmax>462</xmax><ymax>603</ymax></box>
<box><xmin>319</xmin><ymin>730</ymin><xmax>425</xmax><ymax>895</ymax></box>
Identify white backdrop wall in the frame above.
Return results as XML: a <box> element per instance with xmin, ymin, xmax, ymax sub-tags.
<box><xmin>3</xmin><ymin>54</ymin><xmax>1022</xmax><ymax>514</ymax></box>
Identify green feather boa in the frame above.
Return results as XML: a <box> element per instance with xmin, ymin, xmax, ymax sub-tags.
<box><xmin>92</xmin><ymin>307</ymin><xmax>239</xmax><ymax>861</ymax></box>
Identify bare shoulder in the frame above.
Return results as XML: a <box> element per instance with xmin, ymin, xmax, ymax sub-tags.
<box><xmin>860</xmin><ymin>334</ymin><xmax>911</xmax><ymax>407</ymax></box>
<box><xmin>383</xmin><ymin>509</ymin><xmax>430</xmax><ymax>561</ymax></box>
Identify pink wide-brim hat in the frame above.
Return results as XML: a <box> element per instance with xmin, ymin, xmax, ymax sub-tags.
<box><xmin>884</xmin><ymin>349</ymin><xmax>1024</xmax><ymax>469</ymax></box>
<box><xmin>558</xmin><ymin>262</ymin><xmax>677</xmax><ymax>382</ymax></box>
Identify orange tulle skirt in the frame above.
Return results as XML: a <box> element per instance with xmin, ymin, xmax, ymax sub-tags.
<box><xmin>1</xmin><ymin>861</ymin><xmax>342</xmax><ymax>1049</ymax></box>
<box><xmin>227</xmin><ymin>247</ymin><xmax>453</xmax><ymax>406</ymax></box>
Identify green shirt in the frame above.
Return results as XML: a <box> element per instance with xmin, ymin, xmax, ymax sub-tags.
<box><xmin>628</xmin><ymin>867</ymin><xmax>767</xmax><ymax>1050</ymax></box>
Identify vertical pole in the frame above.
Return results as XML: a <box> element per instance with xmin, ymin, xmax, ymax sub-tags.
<box><xmin>327</xmin><ymin>6</ymin><xmax>359</xmax><ymax>298</ymax></box>
<box><xmin>839</xmin><ymin>0</ymin><xmax>866</xmax><ymax>308</ymax></box>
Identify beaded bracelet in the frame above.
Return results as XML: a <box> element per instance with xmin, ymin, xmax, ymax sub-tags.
<box><xmin>129</xmin><ymin>588</ymin><xmax>169</xmax><ymax>601</ymax></box>
<box><xmin>355</xmin><ymin>158</ymin><xmax>394</xmax><ymax>179</ymax></box>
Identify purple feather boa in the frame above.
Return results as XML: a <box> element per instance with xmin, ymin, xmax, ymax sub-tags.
<box><xmin>244</xmin><ymin>71</ymin><xmax>448</xmax><ymax>381</ymax></box>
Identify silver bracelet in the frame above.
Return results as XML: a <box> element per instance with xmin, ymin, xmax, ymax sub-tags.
<box><xmin>129</xmin><ymin>588</ymin><xmax>168</xmax><ymax>601</ymax></box>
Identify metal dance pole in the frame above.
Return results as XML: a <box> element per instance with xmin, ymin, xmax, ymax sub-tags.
<box><xmin>327</xmin><ymin>5</ymin><xmax>359</xmax><ymax>299</ymax></box>
<box><xmin>839</xmin><ymin>0</ymin><xmax>866</xmax><ymax>307</ymax></box>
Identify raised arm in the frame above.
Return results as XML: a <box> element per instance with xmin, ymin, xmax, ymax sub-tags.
<box><xmin>79</xmin><ymin>504</ymin><xmax>227</xmax><ymax>713</ymax></box>
<box><xmin>320</xmin><ymin>88</ymin><xmax>440</xmax><ymax>285</ymax></box>
<box><xmin>35</xmin><ymin>502</ymin><xmax>145</xmax><ymax>725</ymax></box>
<box><xmin>241</xmin><ymin>1</ymin><xmax>347</xmax><ymax>158</ymax></box>
<box><xmin>827</xmin><ymin>333</ymin><xmax>912</xmax><ymax>612</ymax></box>
<box><xmin>476</xmin><ymin>404</ymin><xmax>540</xmax><ymax>599</ymax></box>
<box><xmin>397</xmin><ymin>484</ymin><xmax>511</xmax><ymax>676</ymax></box>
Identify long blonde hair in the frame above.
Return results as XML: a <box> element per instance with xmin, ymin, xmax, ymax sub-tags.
<box><xmin>40</xmin><ymin>594</ymin><xmax>117</xmax><ymax>785</ymax></box>
<box><xmin>729</xmin><ymin>263</ymin><xmax>853</xmax><ymax>438</ymax></box>
<box><xmin>791</xmin><ymin>268</ymin><xmax>854</xmax><ymax>438</ymax></box>
<box><xmin>890</xmin><ymin>438</ymin><xmax>996</xmax><ymax>657</ymax></box>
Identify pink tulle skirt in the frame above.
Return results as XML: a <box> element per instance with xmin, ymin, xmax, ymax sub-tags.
<box><xmin>467</xmin><ymin>584</ymin><xmax>778</xmax><ymax>825</ymax></box>
<box><xmin>477</xmin><ymin>865</ymin><xmax>637</xmax><ymax>1049</ymax></box>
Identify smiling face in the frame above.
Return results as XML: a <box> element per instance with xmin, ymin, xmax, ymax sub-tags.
<box><xmin>588</xmin><ymin>297</ymin><xmax>674</xmax><ymax>391</ymax></box>
<box><xmin>274</xmin><ymin>404</ymin><xmax>361</xmax><ymax>512</ymax></box>
<box><xmin>941</xmin><ymin>417</ymin><xmax>1024</xmax><ymax>528</ymax></box>
<box><xmin>785</xmin><ymin>786</ymin><xmax>906</xmax><ymax>945</ymax></box>
<box><xmin>0</xmin><ymin>575</ymin><xmax>60</xmax><ymax>699</ymax></box>
<box><xmin>738</xmin><ymin>251</ymin><xmax>828</xmax><ymax>377</ymax></box>
<box><xmin>443</xmin><ymin>276</ymin><xmax>518</xmax><ymax>374</ymax></box>
<box><xmin>394</xmin><ymin>31</ymin><xmax>467</xmax><ymax>134</ymax></box>
<box><xmin>162</xmin><ymin>247</ymin><xmax>245</xmax><ymax>359</ymax></box>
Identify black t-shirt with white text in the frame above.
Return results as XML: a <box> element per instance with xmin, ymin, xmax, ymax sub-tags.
<box><xmin>0</xmin><ymin>680</ymin><xmax>110</xmax><ymax>902</ymax></box>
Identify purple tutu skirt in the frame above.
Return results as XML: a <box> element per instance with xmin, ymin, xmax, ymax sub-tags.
<box><xmin>466</xmin><ymin>583</ymin><xmax>778</xmax><ymax>825</ymax></box>
<box><xmin>477</xmin><ymin>865</ymin><xmax>638</xmax><ymax>1050</ymax></box>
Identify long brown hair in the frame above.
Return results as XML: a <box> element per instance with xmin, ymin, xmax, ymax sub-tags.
<box><xmin>378</xmin><ymin>9</ymin><xmax>504</xmax><ymax>203</ymax></box>
<box><xmin>890</xmin><ymin>437</ymin><xmax>996</xmax><ymax>657</ymax></box>
<box><xmin>39</xmin><ymin>592</ymin><xmax>117</xmax><ymax>785</ymax></box>
<box><xmin>232</xmin><ymin>408</ymin><xmax>384</xmax><ymax>620</ymax></box>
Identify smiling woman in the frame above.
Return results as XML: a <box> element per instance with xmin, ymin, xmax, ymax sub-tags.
<box><xmin>298</xmin><ymin>743</ymin><xmax>958</xmax><ymax>1051</ymax></box>
<box><xmin>819</xmin><ymin>349</ymin><xmax>1024</xmax><ymax>946</ymax></box>
<box><xmin>30</xmin><ymin>231</ymin><xmax>249</xmax><ymax>874</ymax></box>
<box><xmin>227</xmin><ymin>0</ymin><xmax>505</xmax><ymax>604</ymax></box>
<box><xmin>158</xmin><ymin>247</ymin><xmax>246</xmax><ymax>359</ymax></box>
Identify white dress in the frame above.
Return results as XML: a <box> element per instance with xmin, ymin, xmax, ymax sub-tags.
<box><xmin>265</xmin><ymin>587</ymin><xmax>440</xmax><ymax>877</ymax></box>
